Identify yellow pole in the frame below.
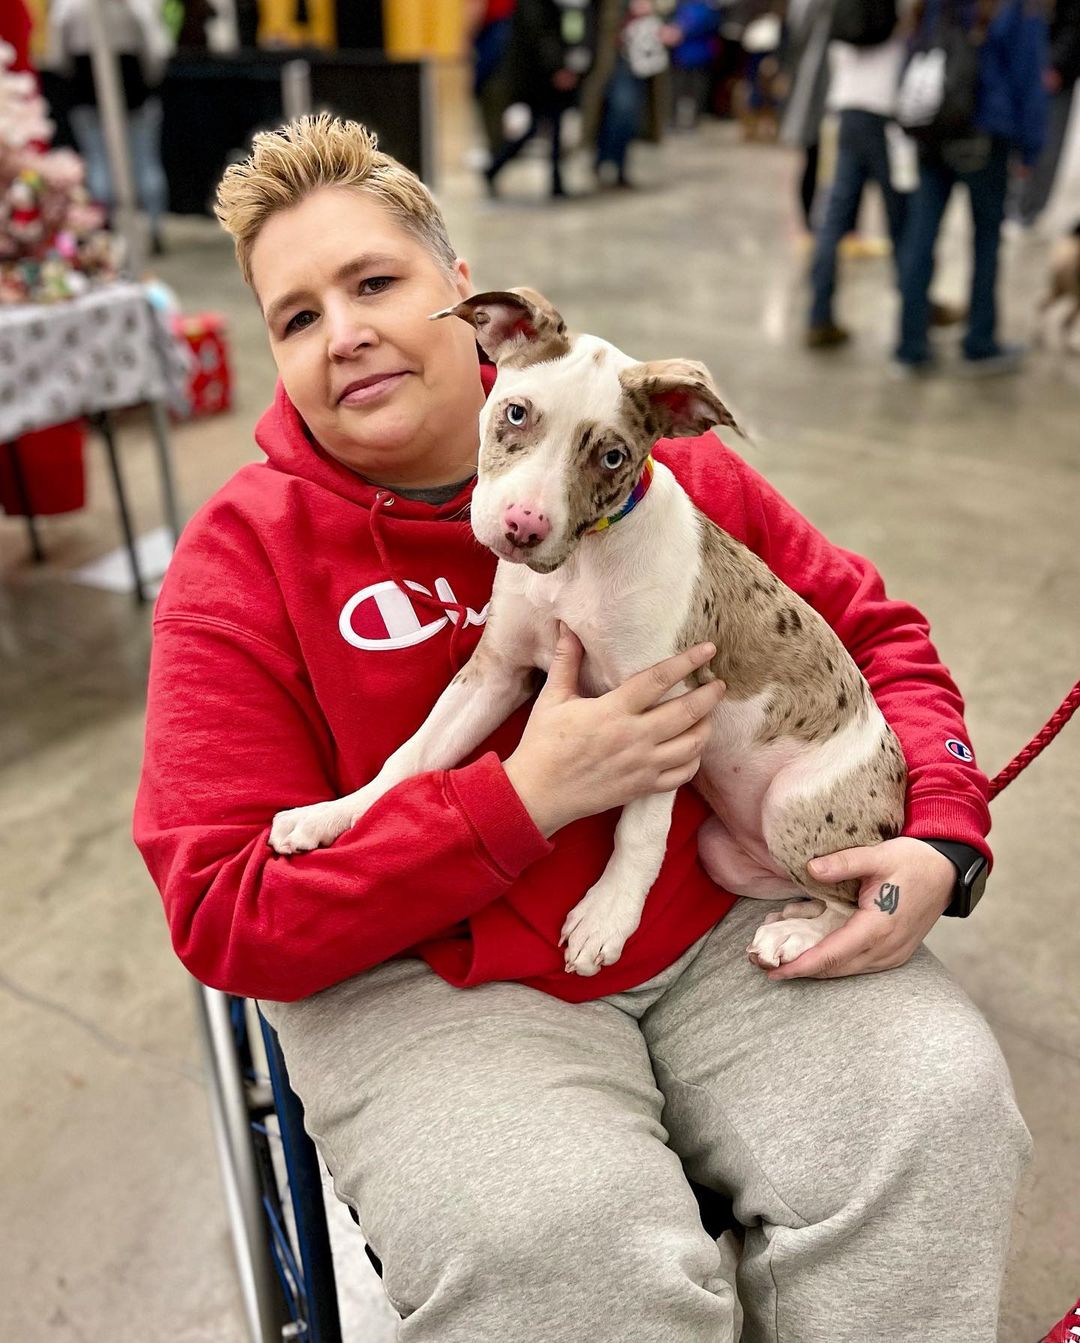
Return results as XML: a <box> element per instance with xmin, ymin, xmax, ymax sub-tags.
<box><xmin>383</xmin><ymin>0</ymin><xmax>468</xmax><ymax>58</ymax></box>
<box><xmin>259</xmin><ymin>0</ymin><xmax>337</xmax><ymax>48</ymax></box>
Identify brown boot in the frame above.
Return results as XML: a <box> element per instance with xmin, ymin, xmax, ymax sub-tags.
<box><xmin>805</xmin><ymin>321</ymin><xmax>851</xmax><ymax>349</ymax></box>
<box><xmin>930</xmin><ymin>300</ymin><xmax>966</xmax><ymax>327</ymax></box>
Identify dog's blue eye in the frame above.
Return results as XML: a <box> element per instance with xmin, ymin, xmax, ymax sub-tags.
<box><xmin>506</xmin><ymin>403</ymin><xmax>527</xmax><ymax>426</ymax></box>
<box><xmin>601</xmin><ymin>448</ymin><xmax>627</xmax><ymax>471</ymax></box>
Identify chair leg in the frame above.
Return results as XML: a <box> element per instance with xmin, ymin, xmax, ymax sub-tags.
<box><xmin>260</xmin><ymin>1013</ymin><xmax>344</xmax><ymax>1343</ymax></box>
<box><xmin>194</xmin><ymin>986</ymin><xmax>289</xmax><ymax>1343</ymax></box>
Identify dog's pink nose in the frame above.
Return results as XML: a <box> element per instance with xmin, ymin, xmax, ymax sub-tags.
<box><xmin>502</xmin><ymin>503</ymin><xmax>551</xmax><ymax>549</ymax></box>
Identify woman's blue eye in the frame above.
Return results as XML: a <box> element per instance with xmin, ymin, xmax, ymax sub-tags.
<box><xmin>601</xmin><ymin>447</ymin><xmax>627</xmax><ymax>470</ymax></box>
<box><xmin>506</xmin><ymin>403</ymin><xmax>528</xmax><ymax>426</ymax></box>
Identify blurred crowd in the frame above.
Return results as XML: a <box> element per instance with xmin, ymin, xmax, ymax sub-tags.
<box><xmin>467</xmin><ymin>0</ymin><xmax>1080</xmax><ymax>375</ymax></box>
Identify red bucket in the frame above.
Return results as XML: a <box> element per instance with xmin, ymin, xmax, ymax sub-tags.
<box><xmin>0</xmin><ymin>420</ymin><xmax>87</xmax><ymax>516</ymax></box>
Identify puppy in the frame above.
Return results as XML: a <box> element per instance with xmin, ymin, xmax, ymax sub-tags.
<box><xmin>270</xmin><ymin>289</ymin><xmax>906</xmax><ymax>976</ymax></box>
<box><xmin>1037</xmin><ymin>222</ymin><xmax>1080</xmax><ymax>349</ymax></box>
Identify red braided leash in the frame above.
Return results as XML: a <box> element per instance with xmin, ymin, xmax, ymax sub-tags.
<box><xmin>988</xmin><ymin>681</ymin><xmax>1080</xmax><ymax>801</ymax></box>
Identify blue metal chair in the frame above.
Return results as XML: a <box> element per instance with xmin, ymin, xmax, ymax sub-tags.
<box><xmin>194</xmin><ymin>986</ymin><xmax>343</xmax><ymax>1343</ymax></box>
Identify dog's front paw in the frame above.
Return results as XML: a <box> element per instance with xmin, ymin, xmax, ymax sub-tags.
<box><xmin>269</xmin><ymin>800</ymin><xmax>355</xmax><ymax>855</ymax></box>
<box><xmin>559</xmin><ymin>883</ymin><xmax>642</xmax><ymax>976</ymax></box>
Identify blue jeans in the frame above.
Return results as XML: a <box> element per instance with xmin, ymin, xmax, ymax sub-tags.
<box><xmin>473</xmin><ymin>17</ymin><xmax>511</xmax><ymax>94</ymax></box>
<box><xmin>596</xmin><ymin>59</ymin><xmax>647</xmax><ymax>176</ymax></box>
<box><xmin>897</xmin><ymin>137</ymin><xmax>1009</xmax><ymax>365</ymax></box>
<box><xmin>809</xmin><ymin>109</ymin><xmax>907</xmax><ymax>327</ymax></box>
<box><xmin>68</xmin><ymin>97</ymin><xmax>168</xmax><ymax>226</ymax></box>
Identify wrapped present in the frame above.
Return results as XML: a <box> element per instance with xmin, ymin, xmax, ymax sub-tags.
<box><xmin>170</xmin><ymin>311</ymin><xmax>232</xmax><ymax>419</ymax></box>
<box><xmin>0</xmin><ymin>419</ymin><xmax>86</xmax><ymax>516</ymax></box>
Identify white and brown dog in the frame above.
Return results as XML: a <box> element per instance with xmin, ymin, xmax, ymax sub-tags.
<box><xmin>270</xmin><ymin>289</ymin><xmax>907</xmax><ymax>975</ymax></box>
<box><xmin>1037</xmin><ymin>222</ymin><xmax>1080</xmax><ymax>350</ymax></box>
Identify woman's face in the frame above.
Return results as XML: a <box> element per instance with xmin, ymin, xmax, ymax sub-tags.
<box><xmin>250</xmin><ymin>185</ymin><xmax>484</xmax><ymax>486</ymax></box>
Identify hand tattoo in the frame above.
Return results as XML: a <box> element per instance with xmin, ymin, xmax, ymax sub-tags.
<box><xmin>875</xmin><ymin>882</ymin><xmax>900</xmax><ymax>914</ymax></box>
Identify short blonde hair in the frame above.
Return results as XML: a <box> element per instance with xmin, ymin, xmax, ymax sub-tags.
<box><xmin>215</xmin><ymin>114</ymin><xmax>457</xmax><ymax>287</ymax></box>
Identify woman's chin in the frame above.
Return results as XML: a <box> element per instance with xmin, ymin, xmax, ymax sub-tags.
<box><xmin>324</xmin><ymin>410</ymin><xmax>422</xmax><ymax>469</ymax></box>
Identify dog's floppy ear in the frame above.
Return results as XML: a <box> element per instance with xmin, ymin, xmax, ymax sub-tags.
<box><xmin>429</xmin><ymin>287</ymin><xmax>571</xmax><ymax>367</ymax></box>
<box><xmin>619</xmin><ymin>359</ymin><xmax>741</xmax><ymax>440</ymax></box>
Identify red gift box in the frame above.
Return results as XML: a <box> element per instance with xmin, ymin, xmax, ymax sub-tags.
<box><xmin>171</xmin><ymin>312</ymin><xmax>233</xmax><ymax>419</ymax></box>
<box><xmin>0</xmin><ymin>420</ymin><xmax>86</xmax><ymax>516</ymax></box>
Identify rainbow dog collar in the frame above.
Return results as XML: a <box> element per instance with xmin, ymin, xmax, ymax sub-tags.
<box><xmin>586</xmin><ymin>456</ymin><xmax>655</xmax><ymax>534</ymax></box>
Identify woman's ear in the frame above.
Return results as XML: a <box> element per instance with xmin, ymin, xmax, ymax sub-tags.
<box><xmin>452</xmin><ymin>258</ymin><xmax>472</xmax><ymax>301</ymax></box>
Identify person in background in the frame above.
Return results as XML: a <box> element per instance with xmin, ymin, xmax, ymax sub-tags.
<box><xmin>736</xmin><ymin>0</ymin><xmax>784</xmax><ymax>139</ymax></box>
<box><xmin>806</xmin><ymin>26</ymin><xmax>910</xmax><ymax>346</ymax></box>
<box><xmin>48</xmin><ymin>0</ymin><xmax>173</xmax><ymax>254</ymax></box>
<box><xmin>467</xmin><ymin>0</ymin><xmax>517</xmax><ymax>161</ymax></box>
<box><xmin>484</xmin><ymin>0</ymin><xmax>596</xmax><ymax>199</ymax></box>
<box><xmin>595</xmin><ymin>0</ymin><xmax>670</xmax><ymax>188</ymax></box>
<box><xmin>668</xmin><ymin>0</ymin><xmax>722</xmax><ymax>129</ymax></box>
<box><xmin>778</xmin><ymin>0</ymin><xmax>833</xmax><ymax>235</ymax></box>
<box><xmin>1012</xmin><ymin>0</ymin><xmax>1080</xmax><ymax>230</ymax></box>
<box><xmin>895</xmin><ymin>0</ymin><xmax>1048</xmax><ymax>375</ymax></box>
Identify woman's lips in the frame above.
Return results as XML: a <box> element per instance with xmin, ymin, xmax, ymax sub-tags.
<box><xmin>338</xmin><ymin>371</ymin><xmax>409</xmax><ymax>406</ymax></box>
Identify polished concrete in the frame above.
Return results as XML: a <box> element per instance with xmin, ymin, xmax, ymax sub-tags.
<box><xmin>2</xmin><ymin>72</ymin><xmax>1079</xmax><ymax>1342</ymax></box>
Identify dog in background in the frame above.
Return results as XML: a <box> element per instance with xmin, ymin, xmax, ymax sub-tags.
<box><xmin>270</xmin><ymin>288</ymin><xmax>907</xmax><ymax>977</ymax></box>
<box><xmin>1037</xmin><ymin>222</ymin><xmax>1080</xmax><ymax>350</ymax></box>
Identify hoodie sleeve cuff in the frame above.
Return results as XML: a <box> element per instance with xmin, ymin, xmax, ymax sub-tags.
<box><xmin>904</xmin><ymin>795</ymin><xmax>992</xmax><ymax>868</ymax></box>
<box><xmin>448</xmin><ymin>753</ymin><xmax>554</xmax><ymax>879</ymax></box>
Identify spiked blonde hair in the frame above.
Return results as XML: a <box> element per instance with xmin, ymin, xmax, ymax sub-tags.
<box><xmin>214</xmin><ymin>114</ymin><xmax>457</xmax><ymax>288</ymax></box>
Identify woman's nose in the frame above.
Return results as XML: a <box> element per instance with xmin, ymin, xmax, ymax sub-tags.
<box><xmin>326</xmin><ymin>309</ymin><xmax>379</xmax><ymax>360</ymax></box>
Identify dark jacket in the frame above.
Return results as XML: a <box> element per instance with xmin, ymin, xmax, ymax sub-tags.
<box><xmin>671</xmin><ymin>1</ymin><xmax>723</xmax><ymax>70</ymax></box>
<box><xmin>919</xmin><ymin>0</ymin><xmax>1049</xmax><ymax>164</ymax></box>
<box><xmin>978</xmin><ymin>0</ymin><xmax>1049</xmax><ymax>163</ymax></box>
<box><xmin>502</xmin><ymin>0</ymin><xmax>598</xmax><ymax>108</ymax></box>
<box><xmin>1050</xmin><ymin>0</ymin><xmax>1080</xmax><ymax>84</ymax></box>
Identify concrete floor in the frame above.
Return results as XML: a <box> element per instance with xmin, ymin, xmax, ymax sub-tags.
<box><xmin>3</xmin><ymin>73</ymin><xmax>1079</xmax><ymax>1342</ymax></box>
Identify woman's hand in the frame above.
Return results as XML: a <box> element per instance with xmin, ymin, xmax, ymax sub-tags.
<box><xmin>766</xmin><ymin>836</ymin><xmax>958</xmax><ymax>981</ymax></box>
<box><xmin>504</xmin><ymin>627</ymin><xmax>726</xmax><ymax>838</ymax></box>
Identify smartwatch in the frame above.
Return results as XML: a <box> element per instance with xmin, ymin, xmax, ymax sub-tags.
<box><xmin>917</xmin><ymin>838</ymin><xmax>989</xmax><ymax>918</ymax></box>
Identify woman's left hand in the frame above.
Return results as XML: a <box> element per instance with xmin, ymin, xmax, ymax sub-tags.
<box><xmin>766</xmin><ymin>836</ymin><xmax>957</xmax><ymax>982</ymax></box>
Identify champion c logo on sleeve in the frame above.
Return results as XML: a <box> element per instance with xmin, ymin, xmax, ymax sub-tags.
<box><xmin>945</xmin><ymin>738</ymin><xmax>975</xmax><ymax>763</ymax></box>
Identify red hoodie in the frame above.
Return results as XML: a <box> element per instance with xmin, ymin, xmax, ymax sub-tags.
<box><xmin>134</xmin><ymin>377</ymin><xmax>991</xmax><ymax>1004</ymax></box>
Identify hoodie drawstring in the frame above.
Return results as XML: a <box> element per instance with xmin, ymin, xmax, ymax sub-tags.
<box><xmin>369</xmin><ymin>492</ymin><xmax>475</xmax><ymax>675</ymax></box>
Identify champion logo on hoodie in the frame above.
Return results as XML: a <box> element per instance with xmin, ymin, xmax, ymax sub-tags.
<box><xmin>339</xmin><ymin>577</ymin><xmax>489</xmax><ymax>651</ymax></box>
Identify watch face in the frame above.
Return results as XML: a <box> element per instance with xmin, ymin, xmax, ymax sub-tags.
<box><xmin>963</xmin><ymin>858</ymin><xmax>989</xmax><ymax>909</ymax></box>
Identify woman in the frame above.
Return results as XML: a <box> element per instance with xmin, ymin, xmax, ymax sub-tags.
<box><xmin>135</xmin><ymin>114</ymin><xmax>1029</xmax><ymax>1342</ymax></box>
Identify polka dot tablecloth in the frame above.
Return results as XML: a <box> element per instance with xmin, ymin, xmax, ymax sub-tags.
<box><xmin>0</xmin><ymin>282</ymin><xmax>190</xmax><ymax>442</ymax></box>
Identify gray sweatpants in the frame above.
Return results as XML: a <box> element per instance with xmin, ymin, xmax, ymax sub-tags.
<box><xmin>262</xmin><ymin>898</ymin><xmax>1031</xmax><ymax>1342</ymax></box>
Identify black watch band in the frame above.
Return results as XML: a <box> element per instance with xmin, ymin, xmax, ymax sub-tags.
<box><xmin>917</xmin><ymin>838</ymin><xmax>989</xmax><ymax>918</ymax></box>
